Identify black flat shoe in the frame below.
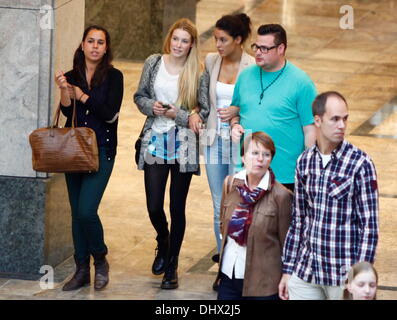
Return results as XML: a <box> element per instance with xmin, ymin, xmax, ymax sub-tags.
<box><xmin>152</xmin><ymin>254</ymin><xmax>167</xmax><ymax>275</ymax></box>
<box><xmin>152</xmin><ymin>237</ymin><xmax>169</xmax><ymax>275</ymax></box>
<box><xmin>211</xmin><ymin>254</ymin><xmax>220</xmax><ymax>263</ymax></box>
<box><xmin>161</xmin><ymin>256</ymin><xmax>178</xmax><ymax>290</ymax></box>
<box><xmin>161</xmin><ymin>272</ymin><xmax>178</xmax><ymax>289</ymax></box>
<box><xmin>212</xmin><ymin>274</ymin><xmax>221</xmax><ymax>292</ymax></box>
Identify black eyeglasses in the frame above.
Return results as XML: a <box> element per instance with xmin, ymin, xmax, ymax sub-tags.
<box><xmin>251</xmin><ymin>43</ymin><xmax>279</xmax><ymax>53</ymax></box>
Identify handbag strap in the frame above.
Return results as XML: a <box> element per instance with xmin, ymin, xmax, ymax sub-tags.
<box><xmin>226</xmin><ymin>175</ymin><xmax>234</xmax><ymax>194</ymax></box>
<box><xmin>138</xmin><ymin>117</ymin><xmax>148</xmax><ymax>138</ymax></box>
<box><xmin>51</xmin><ymin>92</ymin><xmax>78</xmax><ymax>128</ymax></box>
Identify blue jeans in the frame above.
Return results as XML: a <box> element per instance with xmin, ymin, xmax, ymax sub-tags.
<box><xmin>204</xmin><ymin>135</ymin><xmax>237</xmax><ymax>253</ymax></box>
<box><xmin>217</xmin><ymin>272</ymin><xmax>280</xmax><ymax>300</ymax></box>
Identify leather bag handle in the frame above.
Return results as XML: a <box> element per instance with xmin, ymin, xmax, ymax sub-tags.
<box><xmin>50</xmin><ymin>90</ymin><xmax>78</xmax><ymax>137</ymax></box>
<box><xmin>51</xmin><ymin>90</ymin><xmax>78</xmax><ymax>129</ymax></box>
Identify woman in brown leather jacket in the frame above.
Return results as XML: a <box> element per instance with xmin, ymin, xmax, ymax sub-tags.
<box><xmin>217</xmin><ymin>131</ymin><xmax>292</xmax><ymax>300</ymax></box>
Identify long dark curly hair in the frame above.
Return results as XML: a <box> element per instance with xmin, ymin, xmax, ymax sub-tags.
<box><xmin>72</xmin><ymin>25</ymin><xmax>113</xmax><ymax>89</ymax></box>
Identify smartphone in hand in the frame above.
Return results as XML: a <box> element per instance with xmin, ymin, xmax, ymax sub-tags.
<box><xmin>162</xmin><ymin>104</ymin><xmax>171</xmax><ymax>109</ymax></box>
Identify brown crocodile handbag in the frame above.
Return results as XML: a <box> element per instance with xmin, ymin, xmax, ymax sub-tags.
<box><xmin>29</xmin><ymin>99</ymin><xmax>99</xmax><ymax>173</ymax></box>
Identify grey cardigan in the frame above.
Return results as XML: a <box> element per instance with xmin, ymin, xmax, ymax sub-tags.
<box><xmin>133</xmin><ymin>54</ymin><xmax>209</xmax><ymax>174</ymax></box>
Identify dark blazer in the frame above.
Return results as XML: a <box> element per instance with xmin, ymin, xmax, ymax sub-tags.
<box><xmin>60</xmin><ymin>67</ymin><xmax>124</xmax><ymax>159</ymax></box>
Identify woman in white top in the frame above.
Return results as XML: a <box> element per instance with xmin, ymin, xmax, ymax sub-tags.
<box><xmin>134</xmin><ymin>18</ymin><xmax>207</xmax><ymax>290</ymax></box>
<box><xmin>197</xmin><ymin>14</ymin><xmax>255</xmax><ymax>290</ymax></box>
<box><xmin>217</xmin><ymin>132</ymin><xmax>292</xmax><ymax>300</ymax></box>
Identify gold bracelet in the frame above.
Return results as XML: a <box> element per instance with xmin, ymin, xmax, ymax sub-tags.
<box><xmin>189</xmin><ymin>109</ymin><xmax>197</xmax><ymax>116</ymax></box>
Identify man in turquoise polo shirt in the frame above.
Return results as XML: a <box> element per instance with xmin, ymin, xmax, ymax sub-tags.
<box><xmin>230</xmin><ymin>24</ymin><xmax>317</xmax><ymax>191</ymax></box>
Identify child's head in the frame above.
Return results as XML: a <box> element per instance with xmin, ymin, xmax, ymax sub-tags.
<box><xmin>344</xmin><ymin>262</ymin><xmax>378</xmax><ymax>300</ymax></box>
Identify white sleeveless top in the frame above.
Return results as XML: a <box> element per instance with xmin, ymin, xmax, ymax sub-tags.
<box><xmin>152</xmin><ymin>56</ymin><xmax>179</xmax><ymax>133</ymax></box>
<box><xmin>215</xmin><ymin>81</ymin><xmax>235</xmax><ymax>134</ymax></box>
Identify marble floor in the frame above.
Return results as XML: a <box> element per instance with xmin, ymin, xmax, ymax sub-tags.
<box><xmin>1</xmin><ymin>0</ymin><xmax>397</xmax><ymax>300</ymax></box>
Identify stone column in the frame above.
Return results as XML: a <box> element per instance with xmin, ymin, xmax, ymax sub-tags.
<box><xmin>85</xmin><ymin>0</ymin><xmax>197</xmax><ymax>61</ymax></box>
<box><xmin>0</xmin><ymin>0</ymin><xmax>85</xmax><ymax>279</ymax></box>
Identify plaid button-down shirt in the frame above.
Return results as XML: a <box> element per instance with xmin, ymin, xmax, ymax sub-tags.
<box><xmin>282</xmin><ymin>140</ymin><xmax>379</xmax><ymax>286</ymax></box>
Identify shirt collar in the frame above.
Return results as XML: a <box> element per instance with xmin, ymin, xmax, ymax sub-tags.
<box><xmin>234</xmin><ymin>169</ymin><xmax>269</xmax><ymax>190</ymax></box>
<box><xmin>314</xmin><ymin>140</ymin><xmax>348</xmax><ymax>160</ymax></box>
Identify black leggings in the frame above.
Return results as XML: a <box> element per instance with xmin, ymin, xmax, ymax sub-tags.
<box><xmin>144</xmin><ymin>161</ymin><xmax>193</xmax><ymax>257</ymax></box>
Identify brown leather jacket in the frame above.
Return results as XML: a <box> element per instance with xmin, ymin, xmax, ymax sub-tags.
<box><xmin>218</xmin><ymin>175</ymin><xmax>293</xmax><ymax>297</ymax></box>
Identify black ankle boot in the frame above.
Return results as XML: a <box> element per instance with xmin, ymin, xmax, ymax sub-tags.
<box><xmin>62</xmin><ymin>255</ymin><xmax>90</xmax><ymax>291</ymax></box>
<box><xmin>152</xmin><ymin>236</ymin><xmax>169</xmax><ymax>275</ymax></box>
<box><xmin>161</xmin><ymin>256</ymin><xmax>178</xmax><ymax>289</ymax></box>
<box><xmin>212</xmin><ymin>274</ymin><xmax>221</xmax><ymax>292</ymax></box>
<box><xmin>92</xmin><ymin>251</ymin><xmax>109</xmax><ymax>291</ymax></box>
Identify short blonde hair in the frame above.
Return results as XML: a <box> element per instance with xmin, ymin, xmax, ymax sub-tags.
<box><xmin>163</xmin><ymin>18</ymin><xmax>202</xmax><ymax>111</ymax></box>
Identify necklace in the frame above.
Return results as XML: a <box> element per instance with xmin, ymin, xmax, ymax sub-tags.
<box><xmin>259</xmin><ymin>60</ymin><xmax>287</xmax><ymax>105</ymax></box>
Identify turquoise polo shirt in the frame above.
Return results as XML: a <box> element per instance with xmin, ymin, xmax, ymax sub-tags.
<box><xmin>231</xmin><ymin>61</ymin><xmax>317</xmax><ymax>184</ymax></box>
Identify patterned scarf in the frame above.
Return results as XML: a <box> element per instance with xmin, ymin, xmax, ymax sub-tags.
<box><xmin>227</xmin><ymin>170</ymin><xmax>275</xmax><ymax>246</ymax></box>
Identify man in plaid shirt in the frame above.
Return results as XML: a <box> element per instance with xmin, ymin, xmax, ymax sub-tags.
<box><xmin>278</xmin><ymin>91</ymin><xmax>379</xmax><ymax>300</ymax></box>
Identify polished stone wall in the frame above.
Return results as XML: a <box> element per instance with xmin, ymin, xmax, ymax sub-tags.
<box><xmin>85</xmin><ymin>0</ymin><xmax>197</xmax><ymax>61</ymax></box>
<box><xmin>0</xmin><ymin>0</ymin><xmax>84</xmax><ymax>279</ymax></box>
<box><xmin>0</xmin><ymin>1</ymin><xmax>45</xmax><ymax>178</ymax></box>
<box><xmin>0</xmin><ymin>174</ymin><xmax>71</xmax><ymax>279</ymax></box>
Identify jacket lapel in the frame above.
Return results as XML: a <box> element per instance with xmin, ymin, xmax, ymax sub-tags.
<box><xmin>209</xmin><ymin>55</ymin><xmax>222</xmax><ymax>110</ymax></box>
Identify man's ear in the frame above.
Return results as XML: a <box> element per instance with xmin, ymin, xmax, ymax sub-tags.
<box><xmin>314</xmin><ymin>115</ymin><xmax>322</xmax><ymax>128</ymax></box>
<box><xmin>277</xmin><ymin>43</ymin><xmax>286</xmax><ymax>56</ymax></box>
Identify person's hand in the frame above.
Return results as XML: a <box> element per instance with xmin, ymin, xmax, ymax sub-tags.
<box><xmin>217</xmin><ymin>105</ymin><xmax>240</xmax><ymax>122</ymax></box>
<box><xmin>55</xmin><ymin>71</ymin><xmax>68</xmax><ymax>90</ymax></box>
<box><xmin>164</xmin><ymin>104</ymin><xmax>178</xmax><ymax>120</ymax></box>
<box><xmin>189</xmin><ymin>113</ymin><xmax>202</xmax><ymax>134</ymax></box>
<box><xmin>231</xmin><ymin>123</ymin><xmax>244</xmax><ymax>143</ymax></box>
<box><xmin>278</xmin><ymin>274</ymin><xmax>291</xmax><ymax>300</ymax></box>
<box><xmin>153</xmin><ymin>101</ymin><xmax>167</xmax><ymax>116</ymax></box>
<box><xmin>67</xmin><ymin>84</ymin><xmax>75</xmax><ymax>99</ymax></box>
